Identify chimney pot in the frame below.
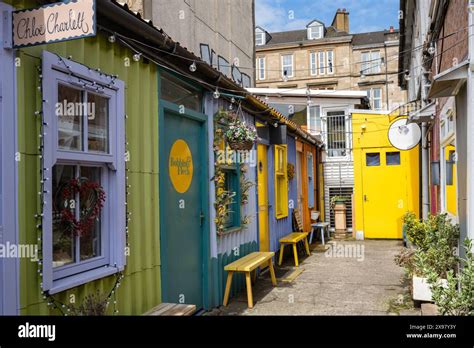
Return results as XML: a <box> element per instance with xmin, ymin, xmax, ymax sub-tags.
<box><xmin>389</xmin><ymin>25</ymin><xmax>394</xmax><ymax>32</ymax></box>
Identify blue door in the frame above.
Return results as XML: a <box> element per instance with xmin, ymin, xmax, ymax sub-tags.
<box><xmin>159</xmin><ymin>103</ymin><xmax>207</xmax><ymax>309</ymax></box>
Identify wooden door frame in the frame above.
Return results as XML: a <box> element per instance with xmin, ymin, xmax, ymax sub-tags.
<box><xmin>158</xmin><ymin>99</ymin><xmax>210</xmax><ymax>308</ymax></box>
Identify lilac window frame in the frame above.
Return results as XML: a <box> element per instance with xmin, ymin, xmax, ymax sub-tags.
<box><xmin>41</xmin><ymin>51</ymin><xmax>126</xmax><ymax>294</ymax></box>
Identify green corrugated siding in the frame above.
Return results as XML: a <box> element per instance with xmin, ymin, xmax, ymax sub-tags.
<box><xmin>12</xmin><ymin>0</ymin><xmax>160</xmax><ymax>314</ymax></box>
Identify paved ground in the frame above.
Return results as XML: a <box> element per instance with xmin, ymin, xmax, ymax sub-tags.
<box><xmin>207</xmin><ymin>240</ymin><xmax>420</xmax><ymax>316</ymax></box>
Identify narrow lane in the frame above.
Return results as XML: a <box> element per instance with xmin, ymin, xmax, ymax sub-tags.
<box><xmin>209</xmin><ymin>240</ymin><xmax>420</xmax><ymax>315</ymax></box>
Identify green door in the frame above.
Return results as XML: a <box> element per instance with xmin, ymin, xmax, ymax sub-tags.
<box><xmin>160</xmin><ymin>106</ymin><xmax>206</xmax><ymax>309</ymax></box>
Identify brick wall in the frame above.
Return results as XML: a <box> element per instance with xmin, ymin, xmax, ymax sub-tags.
<box><xmin>429</xmin><ymin>0</ymin><xmax>469</xmax><ymax>214</ymax></box>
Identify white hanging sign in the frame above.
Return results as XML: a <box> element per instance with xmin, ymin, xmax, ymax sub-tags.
<box><xmin>12</xmin><ymin>0</ymin><xmax>96</xmax><ymax>49</ymax></box>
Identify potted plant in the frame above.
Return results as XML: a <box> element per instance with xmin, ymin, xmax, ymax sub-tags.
<box><xmin>330</xmin><ymin>195</ymin><xmax>347</xmax><ymax>211</ymax></box>
<box><xmin>427</xmin><ymin>239</ymin><xmax>474</xmax><ymax>315</ymax></box>
<box><xmin>399</xmin><ymin>213</ymin><xmax>459</xmax><ymax>302</ymax></box>
<box><xmin>225</xmin><ymin>115</ymin><xmax>257</xmax><ymax>151</ymax></box>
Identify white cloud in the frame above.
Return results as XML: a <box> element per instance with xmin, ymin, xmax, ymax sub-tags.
<box><xmin>255</xmin><ymin>0</ymin><xmax>312</xmax><ymax>32</ymax></box>
<box><xmin>255</xmin><ymin>0</ymin><xmax>287</xmax><ymax>31</ymax></box>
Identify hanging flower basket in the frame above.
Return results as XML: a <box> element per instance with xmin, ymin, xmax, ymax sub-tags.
<box><xmin>227</xmin><ymin>137</ymin><xmax>255</xmax><ymax>151</ymax></box>
<box><xmin>225</xmin><ymin>111</ymin><xmax>257</xmax><ymax>151</ymax></box>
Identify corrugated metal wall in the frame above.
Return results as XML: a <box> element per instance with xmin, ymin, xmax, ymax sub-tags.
<box><xmin>323</xmin><ymin>161</ymin><xmax>354</xmax><ymax>186</ymax></box>
<box><xmin>267</xmin><ymin>136</ymin><xmax>297</xmax><ymax>253</ymax></box>
<box><xmin>203</xmin><ymin>95</ymin><xmax>258</xmax><ymax>307</ymax></box>
<box><xmin>16</xmin><ymin>28</ymin><xmax>160</xmax><ymax>314</ymax></box>
<box><xmin>204</xmin><ymin>96</ymin><xmax>259</xmax><ymax>257</ymax></box>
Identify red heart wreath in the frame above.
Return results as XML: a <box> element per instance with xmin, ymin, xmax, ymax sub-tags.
<box><xmin>60</xmin><ymin>178</ymin><xmax>106</xmax><ymax>237</ymax></box>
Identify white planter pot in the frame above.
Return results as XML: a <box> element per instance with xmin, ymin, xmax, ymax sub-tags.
<box><xmin>412</xmin><ymin>276</ymin><xmax>448</xmax><ymax>302</ymax></box>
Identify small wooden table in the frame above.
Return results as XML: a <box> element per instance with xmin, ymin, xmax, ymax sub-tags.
<box><xmin>309</xmin><ymin>222</ymin><xmax>331</xmax><ymax>245</ymax></box>
<box><xmin>223</xmin><ymin>251</ymin><xmax>277</xmax><ymax>309</ymax></box>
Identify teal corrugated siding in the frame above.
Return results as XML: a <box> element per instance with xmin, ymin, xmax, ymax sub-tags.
<box><xmin>214</xmin><ymin>241</ymin><xmax>258</xmax><ymax>307</ymax></box>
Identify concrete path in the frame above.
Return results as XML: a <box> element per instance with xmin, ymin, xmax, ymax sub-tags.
<box><xmin>208</xmin><ymin>240</ymin><xmax>420</xmax><ymax>316</ymax></box>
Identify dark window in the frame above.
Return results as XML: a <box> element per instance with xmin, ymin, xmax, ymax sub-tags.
<box><xmin>200</xmin><ymin>44</ymin><xmax>211</xmax><ymax>65</ymax></box>
<box><xmin>386</xmin><ymin>152</ymin><xmax>401</xmax><ymax>166</ymax></box>
<box><xmin>232</xmin><ymin>65</ymin><xmax>242</xmax><ymax>85</ymax></box>
<box><xmin>218</xmin><ymin>56</ymin><xmax>231</xmax><ymax>76</ymax></box>
<box><xmin>327</xmin><ymin>111</ymin><xmax>347</xmax><ymax>157</ymax></box>
<box><xmin>366</xmin><ymin>153</ymin><xmax>380</xmax><ymax>166</ymax></box>
<box><xmin>223</xmin><ymin>169</ymin><xmax>240</xmax><ymax>229</ymax></box>
<box><xmin>446</xmin><ymin>150</ymin><xmax>455</xmax><ymax>185</ymax></box>
<box><xmin>241</xmin><ymin>73</ymin><xmax>251</xmax><ymax>88</ymax></box>
<box><xmin>328</xmin><ymin>187</ymin><xmax>353</xmax><ymax>229</ymax></box>
<box><xmin>160</xmin><ymin>71</ymin><xmax>202</xmax><ymax>112</ymax></box>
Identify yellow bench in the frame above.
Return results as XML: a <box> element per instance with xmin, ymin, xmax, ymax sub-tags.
<box><xmin>223</xmin><ymin>251</ymin><xmax>277</xmax><ymax>309</ymax></box>
<box><xmin>278</xmin><ymin>232</ymin><xmax>310</xmax><ymax>267</ymax></box>
<box><xmin>278</xmin><ymin>208</ymin><xmax>311</xmax><ymax>267</ymax></box>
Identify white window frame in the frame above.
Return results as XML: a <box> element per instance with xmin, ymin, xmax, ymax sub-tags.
<box><xmin>326</xmin><ymin>50</ymin><xmax>334</xmax><ymax>75</ymax></box>
<box><xmin>321</xmin><ymin>106</ymin><xmax>352</xmax><ymax>161</ymax></box>
<box><xmin>256</xmin><ymin>31</ymin><xmax>265</xmax><ymax>46</ymax></box>
<box><xmin>257</xmin><ymin>57</ymin><xmax>266</xmax><ymax>80</ymax></box>
<box><xmin>308</xmin><ymin>23</ymin><xmax>323</xmax><ymax>40</ymax></box>
<box><xmin>307</xmin><ymin>105</ymin><xmax>321</xmax><ymax>135</ymax></box>
<box><xmin>361</xmin><ymin>50</ymin><xmax>381</xmax><ymax>74</ymax></box>
<box><xmin>281</xmin><ymin>54</ymin><xmax>294</xmax><ymax>78</ymax></box>
<box><xmin>318</xmin><ymin>51</ymin><xmax>326</xmax><ymax>75</ymax></box>
<box><xmin>310</xmin><ymin>52</ymin><xmax>318</xmax><ymax>76</ymax></box>
<box><xmin>439</xmin><ymin>101</ymin><xmax>457</xmax><ymax>217</ymax></box>
<box><xmin>365</xmin><ymin>88</ymin><xmax>383</xmax><ymax>110</ymax></box>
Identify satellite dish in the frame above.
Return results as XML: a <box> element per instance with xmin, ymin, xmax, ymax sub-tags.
<box><xmin>388</xmin><ymin>118</ymin><xmax>421</xmax><ymax>150</ymax></box>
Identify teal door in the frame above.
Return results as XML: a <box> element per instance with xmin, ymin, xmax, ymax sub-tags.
<box><xmin>160</xmin><ymin>104</ymin><xmax>207</xmax><ymax>309</ymax></box>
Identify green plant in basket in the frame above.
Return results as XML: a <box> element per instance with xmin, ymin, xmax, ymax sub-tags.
<box><xmin>225</xmin><ymin>118</ymin><xmax>257</xmax><ymax>151</ymax></box>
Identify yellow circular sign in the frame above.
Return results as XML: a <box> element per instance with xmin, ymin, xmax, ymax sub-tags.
<box><xmin>169</xmin><ymin>139</ymin><xmax>194</xmax><ymax>193</ymax></box>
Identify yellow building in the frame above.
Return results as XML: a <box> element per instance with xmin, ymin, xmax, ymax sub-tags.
<box><xmin>352</xmin><ymin>111</ymin><xmax>419</xmax><ymax>239</ymax></box>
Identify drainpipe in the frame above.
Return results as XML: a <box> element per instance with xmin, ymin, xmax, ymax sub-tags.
<box><xmin>420</xmin><ymin>65</ymin><xmax>430</xmax><ymax>219</ymax></box>
<box><xmin>384</xmin><ymin>43</ymin><xmax>389</xmax><ymax>109</ymax></box>
<box><xmin>467</xmin><ymin>5</ymin><xmax>474</xmax><ymax>242</ymax></box>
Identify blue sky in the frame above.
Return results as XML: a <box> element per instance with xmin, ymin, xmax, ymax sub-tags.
<box><xmin>255</xmin><ymin>0</ymin><xmax>400</xmax><ymax>33</ymax></box>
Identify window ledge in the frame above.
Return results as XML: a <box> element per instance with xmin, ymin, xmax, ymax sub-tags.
<box><xmin>48</xmin><ymin>266</ymin><xmax>121</xmax><ymax>295</ymax></box>
<box><xmin>219</xmin><ymin>226</ymin><xmax>243</xmax><ymax>236</ymax></box>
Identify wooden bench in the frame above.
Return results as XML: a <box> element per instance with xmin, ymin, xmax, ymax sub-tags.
<box><xmin>278</xmin><ymin>209</ymin><xmax>310</xmax><ymax>267</ymax></box>
<box><xmin>144</xmin><ymin>303</ymin><xmax>196</xmax><ymax>316</ymax></box>
<box><xmin>223</xmin><ymin>251</ymin><xmax>277</xmax><ymax>309</ymax></box>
